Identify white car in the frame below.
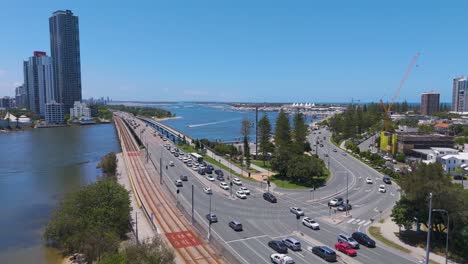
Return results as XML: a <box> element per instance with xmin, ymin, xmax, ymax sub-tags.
<box><xmin>203</xmin><ymin>187</ymin><xmax>212</xmax><ymax>194</ymax></box>
<box><xmin>182</xmin><ymin>157</ymin><xmax>189</xmax><ymax>163</ymax></box>
<box><xmin>220</xmin><ymin>182</ymin><xmax>230</xmax><ymax>190</ymax></box>
<box><xmin>178</xmin><ymin>155</ymin><xmax>183</xmax><ymax>160</ymax></box>
<box><xmin>236</xmin><ymin>190</ymin><xmax>247</xmax><ymax>199</ymax></box>
<box><xmin>302</xmin><ymin>217</ymin><xmax>320</xmax><ymax>230</ymax></box>
<box><xmin>232</xmin><ymin>178</ymin><xmax>242</xmax><ymax>186</ymax></box>
<box><xmin>239</xmin><ymin>186</ymin><xmax>250</xmax><ymax>195</ymax></box>
<box><xmin>206</xmin><ymin>175</ymin><xmax>215</xmax><ymax>181</ymax></box>
<box><xmin>169</xmin><ymin>161</ymin><xmax>174</xmax><ymax>167</ymax></box>
<box><xmin>192</xmin><ymin>166</ymin><xmax>198</xmax><ymax>171</ymax></box>
<box><xmin>270</xmin><ymin>253</ymin><xmax>294</xmax><ymax>264</ymax></box>
<box><xmin>366</xmin><ymin>177</ymin><xmax>373</xmax><ymax>184</ymax></box>
<box><xmin>379</xmin><ymin>185</ymin><xmax>386</xmax><ymax>193</ymax></box>
<box><xmin>290</xmin><ymin>207</ymin><xmax>305</xmax><ymax>216</ymax></box>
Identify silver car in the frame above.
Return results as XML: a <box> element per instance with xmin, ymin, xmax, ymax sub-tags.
<box><xmin>337</xmin><ymin>233</ymin><xmax>359</xmax><ymax>249</ymax></box>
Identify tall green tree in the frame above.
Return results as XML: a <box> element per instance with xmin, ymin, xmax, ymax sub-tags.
<box><xmin>258</xmin><ymin>114</ymin><xmax>273</xmax><ymax>164</ymax></box>
<box><xmin>240</xmin><ymin>118</ymin><xmax>252</xmax><ymax>168</ymax></box>
<box><xmin>44</xmin><ymin>179</ymin><xmax>131</xmax><ymax>262</ymax></box>
<box><xmin>274</xmin><ymin>109</ymin><xmax>291</xmax><ymax>149</ymax></box>
<box><xmin>292</xmin><ymin>112</ymin><xmax>308</xmax><ymax>154</ymax></box>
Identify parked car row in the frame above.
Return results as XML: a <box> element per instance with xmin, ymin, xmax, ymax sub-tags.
<box><xmin>267</xmin><ymin>231</ymin><xmax>376</xmax><ymax>263</ymax></box>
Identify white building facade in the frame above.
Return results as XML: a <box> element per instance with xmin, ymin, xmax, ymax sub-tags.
<box><xmin>440</xmin><ymin>152</ymin><xmax>468</xmax><ymax>174</ymax></box>
<box><xmin>70</xmin><ymin>101</ymin><xmax>91</xmax><ymax>120</ymax></box>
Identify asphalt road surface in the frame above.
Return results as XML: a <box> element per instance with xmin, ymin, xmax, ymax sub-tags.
<box><xmin>124</xmin><ymin>114</ymin><xmax>417</xmax><ymax>264</ymax></box>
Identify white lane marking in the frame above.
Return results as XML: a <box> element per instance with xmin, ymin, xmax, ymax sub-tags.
<box><xmin>347</xmin><ymin>218</ymin><xmax>355</xmax><ymax>223</ymax></box>
<box><xmin>363</xmin><ymin>220</ymin><xmax>372</xmax><ymax>226</ymax></box>
<box><xmin>226</xmin><ymin>235</ymin><xmax>269</xmax><ymax>244</ymax></box>
<box><xmin>240</xmin><ymin>240</ymin><xmax>271</xmax><ymax>264</ymax></box>
<box><xmin>358</xmin><ymin>220</ymin><xmax>367</xmax><ymax>225</ymax></box>
<box><xmin>352</xmin><ymin>219</ymin><xmax>361</xmax><ymax>224</ymax></box>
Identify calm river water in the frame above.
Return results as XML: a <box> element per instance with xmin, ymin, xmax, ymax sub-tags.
<box><xmin>0</xmin><ymin>124</ymin><xmax>120</xmax><ymax>263</ymax></box>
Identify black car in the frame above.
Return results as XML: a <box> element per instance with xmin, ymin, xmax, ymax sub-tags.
<box><xmin>263</xmin><ymin>192</ymin><xmax>277</xmax><ymax>203</ymax></box>
<box><xmin>216</xmin><ymin>174</ymin><xmax>225</xmax><ymax>181</ymax></box>
<box><xmin>205</xmin><ymin>166</ymin><xmax>213</xmax><ymax>174</ymax></box>
<box><xmin>268</xmin><ymin>240</ymin><xmax>288</xmax><ymax>254</ymax></box>
<box><xmin>229</xmin><ymin>220</ymin><xmax>243</xmax><ymax>231</ymax></box>
<box><xmin>383</xmin><ymin>176</ymin><xmax>392</xmax><ymax>184</ymax></box>
<box><xmin>207</xmin><ymin>165</ymin><xmax>214</xmax><ymax>171</ymax></box>
<box><xmin>312</xmin><ymin>246</ymin><xmax>337</xmax><ymax>262</ymax></box>
<box><xmin>214</xmin><ymin>169</ymin><xmax>224</xmax><ymax>176</ymax></box>
<box><xmin>180</xmin><ymin>174</ymin><xmax>188</xmax><ymax>181</ymax></box>
<box><xmin>352</xmin><ymin>232</ymin><xmax>376</xmax><ymax>247</ymax></box>
<box><xmin>337</xmin><ymin>203</ymin><xmax>352</xmax><ymax>211</ymax></box>
<box><xmin>198</xmin><ymin>168</ymin><xmax>206</xmax><ymax>175</ymax></box>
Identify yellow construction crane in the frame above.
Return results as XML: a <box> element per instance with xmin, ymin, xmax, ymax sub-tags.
<box><xmin>379</xmin><ymin>53</ymin><xmax>420</xmax><ymax>153</ymax></box>
<box><xmin>380</xmin><ymin>52</ymin><xmax>420</xmax><ymax>131</ymax></box>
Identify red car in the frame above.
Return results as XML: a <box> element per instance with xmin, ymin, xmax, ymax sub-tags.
<box><xmin>334</xmin><ymin>242</ymin><xmax>357</xmax><ymax>256</ymax></box>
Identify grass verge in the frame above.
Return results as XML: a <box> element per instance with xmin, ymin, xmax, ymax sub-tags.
<box><xmin>251</xmin><ymin>160</ymin><xmax>273</xmax><ymax>170</ymax></box>
<box><xmin>202</xmin><ymin>155</ymin><xmax>257</xmax><ymax>182</ymax></box>
<box><xmin>368</xmin><ymin>226</ymin><xmax>411</xmax><ymax>254</ymax></box>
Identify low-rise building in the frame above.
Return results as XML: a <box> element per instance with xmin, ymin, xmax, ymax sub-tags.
<box><xmin>70</xmin><ymin>101</ymin><xmax>91</xmax><ymax>121</ymax></box>
<box><xmin>397</xmin><ymin>133</ymin><xmax>454</xmax><ymax>155</ymax></box>
<box><xmin>45</xmin><ymin>100</ymin><xmax>64</xmax><ymax>124</ymax></box>
<box><xmin>411</xmin><ymin>147</ymin><xmax>459</xmax><ymax>164</ymax></box>
<box><xmin>440</xmin><ymin>152</ymin><xmax>468</xmax><ymax>174</ymax></box>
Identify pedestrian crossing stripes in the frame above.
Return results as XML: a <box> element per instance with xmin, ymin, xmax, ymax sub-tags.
<box><xmin>346</xmin><ymin>218</ymin><xmax>372</xmax><ymax>227</ymax></box>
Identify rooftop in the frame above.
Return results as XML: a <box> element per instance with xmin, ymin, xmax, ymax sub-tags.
<box><xmin>441</xmin><ymin>152</ymin><xmax>468</xmax><ymax>160</ymax></box>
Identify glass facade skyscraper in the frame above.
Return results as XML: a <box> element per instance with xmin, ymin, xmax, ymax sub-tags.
<box><xmin>49</xmin><ymin>10</ymin><xmax>81</xmax><ymax>111</ymax></box>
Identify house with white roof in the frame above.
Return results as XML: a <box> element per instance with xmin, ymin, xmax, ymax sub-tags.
<box><xmin>440</xmin><ymin>152</ymin><xmax>468</xmax><ymax>174</ymax></box>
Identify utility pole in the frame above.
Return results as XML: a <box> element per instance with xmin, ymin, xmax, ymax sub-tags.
<box><xmin>208</xmin><ymin>194</ymin><xmax>212</xmax><ymax>241</ymax></box>
<box><xmin>346</xmin><ymin>171</ymin><xmax>349</xmax><ymax>216</ymax></box>
<box><xmin>159</xmin><ymin>147</ymin><xmax>163</xmax><ymax>185</ymax></box>
<box><xmin>191</xmin><ymin>184</ymin><xmax>194</xmax><ymax>225</ymax></box>
<box><xmin>425</xmin><ymin>193</ymin><xmax>433</xmax><ymax>264</ymax></box>
<box><xmin>255</xmin><ymin>106</ymin><xmax>258</xmax><ymax>160</ymax></box>
<box><xmin>146</xmin><ymin>143</ymin><xmax>149</xmax><ymax>163</ymax></box>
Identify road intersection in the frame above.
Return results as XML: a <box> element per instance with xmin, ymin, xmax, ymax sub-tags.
<box><xmin>123</xmin><ymin>113</ymin><xmax>417</xmax><ymax>264</ymax></box>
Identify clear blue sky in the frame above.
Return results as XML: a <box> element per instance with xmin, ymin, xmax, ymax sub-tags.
<box><xmin>0</xmin><ymin>0</ymin><xmax>466</xmax><ymax>103</ymax></box>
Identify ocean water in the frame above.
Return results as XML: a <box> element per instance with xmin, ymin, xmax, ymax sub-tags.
<box><xmin>144</xmin><ymin>103</ymin><xmax>316</xmax><ymax>142</ymax></box>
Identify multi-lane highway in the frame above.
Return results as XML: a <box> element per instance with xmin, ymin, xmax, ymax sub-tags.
<box><xmin>122</xmin><ymin>113</ymin><xmax>417</xmax><ymax>264</ymax></box>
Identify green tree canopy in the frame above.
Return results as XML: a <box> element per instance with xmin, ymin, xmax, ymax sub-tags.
<box><xmin>258</xmin><ymin>114</ymin><xmax>273</xmax><ymax>163</ymax></box>
<box><xmin>292</xmin><ymin>112</ymin><xmax>308</xmax><ymax>154</ymax></box>
<box><xmin>44</xmin><ymin>179</ymin><xmax>131</xmax><ymax>262</ymax></box>
<box><xmin>274</xmin><ymin>109</ymin><xmax>291</xmax><ymax>149</ymax></box>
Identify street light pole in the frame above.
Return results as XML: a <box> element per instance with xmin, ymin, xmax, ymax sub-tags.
<box><xmin>160</xmin><ymin>147</ymin><xmax>163</xmax><ymax>185</ymax></box>
<box><xmin>425</xmin><ymin>193</ymin><xmax>433</xmax><ymax>264</ymax></box>
<box><xmin>346</xmin><ymin>171</ymin><xmax>349</xmax><ymax>216</ymax></box>
<box><xmin>433</xmin><ymin>209</ymin><xmax>449</xmax><ymax>264</ymax></box>
<box><xmin>208</xmin><ymin>194</ymin><xmax>212</xmax><ymax>241</ymax></box>
<box><xmin>191</xmin><ymin>184</ymin><xmax>194</xmax><ymax>225</ymax></box>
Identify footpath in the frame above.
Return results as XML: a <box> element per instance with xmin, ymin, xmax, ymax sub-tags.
<box><xmin>369</xmin><ymin>217</ymin><xmax>454</xmax><ymax>264</ymax></box>
<box><xmin>116</xmin><ymin>152</ymin><xmax>156</xmax><ymax>243</ymax></box>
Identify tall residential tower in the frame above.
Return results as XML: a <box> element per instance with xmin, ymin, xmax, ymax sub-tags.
<box><xmin>49</xmin><ymin>10</ymin><xmax>82</xmax><ymax>111</ymax></box>
<box><xmin>23</xmin><ymin>51</ymin><xmax>55</xmax><ymax>115</ymax></box>
<box><xmin>452</xmin><ymin>76</ymin><xmax>468</xmax><ymax>112</ymax></box>
<box><xmin>420</xmin><ymin>91</ymin><xmax>440</xmax><ymax>116</ymax></box>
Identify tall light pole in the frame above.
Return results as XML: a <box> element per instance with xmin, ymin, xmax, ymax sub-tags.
<box><xmin>425</xmin><ymin>193</ymin><xmax>433</xmax><ymax>264</ymax></box>
<box><xmin>433</xmin><ymin>209</ymin><xmax>449</xmax><ymax>264</ymax></box>
<box><xmin>159</xmin><ymin>147</ymin><xmax>163</xmax><ymax>185</ymax></box>
<box><xmin>346</xmin><ymin>171</ymin><xmax>349</xmax><ymax>216</ymax></box>
<box><xmin>208</xmin><ymin>194</ymin><xmax>212</xmax><ymax>241</ymax></box>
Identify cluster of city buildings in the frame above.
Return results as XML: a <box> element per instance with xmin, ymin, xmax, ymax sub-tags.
<box><xmin>418</xmin><ymin>76</ymin><xmax>468</xmax><ymax>115</ymax></box>
<box><xmin>3</xmin><ymin>10</ymin><xmax>93</xmax><ymax>126</ymax></box>
<box><xmin>378</xmin><ymin>77</ymin><xmax>468</xmax><ymax>175</ymax></box>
